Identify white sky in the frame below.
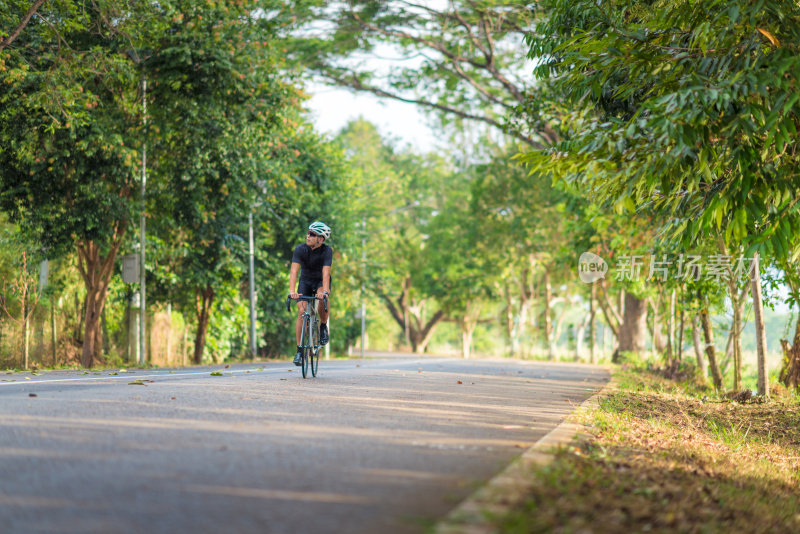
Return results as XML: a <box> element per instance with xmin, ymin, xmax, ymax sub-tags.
<box><xmin>305</xmin><ymin>84</ymin><xmax>441</xmax><ymax>153</ymax></box>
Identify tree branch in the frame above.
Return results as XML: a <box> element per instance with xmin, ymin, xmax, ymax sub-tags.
<box><xmin>378</xmin><ymin>290</ymin><xmax>406</xmax><ymax>330</ymax></box>
<box><xmin>325</xmin><ymin>70</ymin><xmax>542</xmax><ymax>148</ymax></box>
<box><xmin>0</xmin><ymin>0</ymin><xmax>47</xmax><ymax>51</ymax></box>
<box><xmin>419</xmin><ymin>309</ymin><xmax>446</xmax><ymax>347</ymax></box>
<box><xmin>436</xmin><ymin>56</ymin><xmax>512</xmax><ymax>111</ymax></box>
<box><xmin>349</xmin><ymin>9</ymin><xmax>489</xmax><ymax>72</ymax></box>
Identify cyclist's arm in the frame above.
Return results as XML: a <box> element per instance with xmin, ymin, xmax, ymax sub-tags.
<box><xmin>321</xmin><ymin>265</ymin><xmax>331</xmax><ymax>295</ymax></box>
<box><xmin>289</xmin><ymin>262</ymin><xmax>300</xmax><ymax>298</ymax></box>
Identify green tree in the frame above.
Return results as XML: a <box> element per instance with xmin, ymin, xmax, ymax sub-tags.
<box><xmin>524</xmin><ymin>0</ymin><xmax>800</xmax><ymax>390</ymax></box>
<box><xmin>470</xmin><ymin>146</ymin><xmax>586</xmax><ymax>358</ymax></box>
<box><xmin>291</xmin><ymin>1</ymin><xmax>553</xmax><ymax>147</ymax></box>
<box><xmin>335</xmin><ymin>120</ymin><xmax>459</xmax><ymax>353</ymax></box>
<box><xmin>143</xmin><ymin>0</ymin><xmax>333</xmax><ymax>363</ymax></box>
<box><xmin>526</xmin><ymin>0</ymin><xmax>800</xmax><ymax>261</ymax></box>
<box><xmin>0</xmin><ymin>1</ymin><xmax>156</xmax><ymax>367</ymax></box>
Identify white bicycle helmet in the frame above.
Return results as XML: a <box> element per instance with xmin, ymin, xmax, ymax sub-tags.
<box><xmin>308</xmin><ymin>221</ymin><xmax>331</xmax><ymax>240</ymax></box>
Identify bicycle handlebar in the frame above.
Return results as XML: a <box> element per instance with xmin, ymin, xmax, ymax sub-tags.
<box><xmin>286</xmin><ymin>294</ymin><xmax>328</xmax><ymax>313</ymax></box>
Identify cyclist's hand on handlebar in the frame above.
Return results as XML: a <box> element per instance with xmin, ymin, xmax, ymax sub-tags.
<box><xmin>289</xmin><ymin>292</ymin><xmax>300</xmax><ymax>300</ymax></box>
<box><xmin>316</xmin><ymin>289</ymin><xmax>328</xmax><ymax>301</ymax></box>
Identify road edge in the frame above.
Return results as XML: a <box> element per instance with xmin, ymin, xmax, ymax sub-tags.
<box><xmin>433</xmin><ymin>368</ymin><xmax>617</xmax><ymax>534</ymax></box>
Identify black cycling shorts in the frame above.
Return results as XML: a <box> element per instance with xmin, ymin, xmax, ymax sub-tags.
<box><xmin>298</xmin><ymin>278</ymin><xmax>331</xmax><ymax>297</ymax></box>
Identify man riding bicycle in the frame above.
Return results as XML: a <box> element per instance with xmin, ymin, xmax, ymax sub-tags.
<box><xmin>288</xmin><ymin>221</ymin><xmax>332</xmax><ymax>365</ymax></box>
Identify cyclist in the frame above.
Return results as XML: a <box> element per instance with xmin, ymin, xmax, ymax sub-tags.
<box><xmin>288</xmin><ymin>221</ymin><xmax>332</xmax><ymax>365</ymax></box>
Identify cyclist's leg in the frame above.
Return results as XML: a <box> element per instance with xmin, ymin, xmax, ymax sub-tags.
<box><xmin>295</xmin><ymin>300</ymin><xmax>306</xmax><ymax>345</ymax></box>
<box><xmin>314</xmin><ymin>280</ymin><xmax>330</xmax><ymax>345</ymax></box>
<box><xmin>316</xmin><ymin>278</ymin><xmax>331</xmax><ymax>324</ymax></box>
<box><xmin>296</xmin><ymin>279</ymin><xmax>315</xmax><ymax>345</ymax></box>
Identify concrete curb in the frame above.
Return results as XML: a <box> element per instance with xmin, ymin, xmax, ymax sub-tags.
<box><xmin>434</xmin><ymin>371</ymin><xmax>618</xmax><ymax>534</ymax></box>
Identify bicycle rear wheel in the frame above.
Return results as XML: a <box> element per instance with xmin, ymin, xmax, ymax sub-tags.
<box><xmin>310</xmin><ymin>317</ymin><xmax>320</xmax><ymax>377</ymax></box>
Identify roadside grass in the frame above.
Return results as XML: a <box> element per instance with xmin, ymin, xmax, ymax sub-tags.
<box><xmin>500</xmin><ymin>366</ymin><xmax>800</xmax><ymax>533</ymax></box>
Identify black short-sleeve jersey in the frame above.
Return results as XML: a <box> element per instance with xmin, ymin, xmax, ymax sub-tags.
<box><xmin>292</xmin><ymin>243</ymin><xmax>333</xmax><ymax>282</ymax></box>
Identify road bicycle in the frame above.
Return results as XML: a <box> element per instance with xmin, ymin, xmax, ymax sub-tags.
<box><xmin>286</xmin><ymin>294</ymin><xmax>328</xmax><ymax>378</ymax></box>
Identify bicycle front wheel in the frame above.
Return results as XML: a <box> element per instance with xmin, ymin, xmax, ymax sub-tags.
<box><xmin>301</xmin><ymin>316</ymin><xmax>310</xmax><ymax>378</ymax></box>
<box><xmin>302</xmin><ymin>346</ymin><xmax>311</xmax><ymax>378</ymax></box>
<box><xmin>311</xmin><ymin>347</ymin><xmax>320</xmax><ymax>377</ymax></box>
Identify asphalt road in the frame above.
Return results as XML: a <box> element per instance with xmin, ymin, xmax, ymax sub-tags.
<box><xmin>0</xmin><ymin>354</ymin><xmax>608</xmax><ymax>534</ymax></box>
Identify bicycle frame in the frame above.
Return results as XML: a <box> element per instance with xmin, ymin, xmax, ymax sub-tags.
<box><xmin>286</xmin><ymin>294</ymin><xmax>328</xmax><ymax>378</ymax></box>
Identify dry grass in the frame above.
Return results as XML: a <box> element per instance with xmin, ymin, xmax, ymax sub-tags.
<box><xmin>500</xmin><ymin>367</ymin><xmax>800</xmax><ymax>533</ymax></box>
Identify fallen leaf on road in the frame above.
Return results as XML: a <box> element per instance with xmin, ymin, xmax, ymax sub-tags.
<box><xmin>128</xmin><ymin>381</ymin><xmax>146</xmax><ymax>386</ymax></box>
<box><xmin>457</xmin><ymin>380</ymin><xmax>463</xmax><ymax>384</ymax></box>
<box><xmin>225</xmin><ymin>364</ymin><xmax>230</xmax><ymax>368</ymax></box>
<box><xmin>28</xmin><ymin>393</ymin><xmax>37</xmax><ymax>397</ymax></box>
<box><xmin>171</xmin><ymin>397</ymin><xmax>176</xmax><ymax>400</ymax></box>
<box><xmin>109</xmin><ymin>372</ymin><xmax>118</xmax><ymax>376</ymax></box>
<box><xmin>210</xmin><ymin>371</ymin><xmax>223</xmax><ymax>376</ymax></box>
<box><xmin>24</xmin><ymin>377</ymin><xmax>31</xmax><ymax>381</ymax></box>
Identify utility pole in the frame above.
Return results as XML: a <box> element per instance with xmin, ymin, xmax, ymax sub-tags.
<box><xmin>248</xmin><ymin>211</ymin><xmax>257</xmax><ymax>359</ymax></box>
<box><xmin>361</xmin><ymin>216</ymin><xmax>366</xmax><ymax>359</ymax></box>
<box><xmin>139</xmin><ymin>77</ymin><xmax>147</xmax><ymax>366</ymax></box>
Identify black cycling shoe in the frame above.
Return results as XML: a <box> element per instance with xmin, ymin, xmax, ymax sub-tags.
<box><xmin>293</xmin><ymin>348</ymin><xmax>303</xmax><ymax>366</ymax></box>
<box><xmin>320</xmin><ymin>323</ymin><xmax>329</xmax><ymax>345</ymax></box>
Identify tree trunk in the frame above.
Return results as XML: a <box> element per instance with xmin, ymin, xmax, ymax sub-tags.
<box><xmin>576</xmin><ymin>312</ymin><xmax>590</xmax><ymax>362</ymax></box>
<box><xmin>779</xmin><ymin>313</ymin><xmax>800</xmax><ymax>390</ymax></box>
<box><xmin>590</xmin><ymin>283</ymin><xmax>597</xmax><ymax>364</ymax></box>
<box><xmin>597</xmin><ymin>278</ymin><xmax>621</xmax><ymax>340</ymax></box>
<box><xmin>194</xmin><ymin>286</ymin><xmax>214</xmax><ymax>364</ymax></box>
<box><xmin>51</xmin><ymin>298</ymin><xmax>57</xmax><ymax>366</ymax></box>
<box><xmin>23</xmin><ymin>298</ymin><xmax>29</xmax><ymax>370</ymax></box>
<box><xmin>516</xmin><ymin>299</ymin><xmax>529</xmax><ymax>357</ymax></box>
<box><xmin>101</xmin><ymin>306</ymin><xmax>110</xmax><ymax>357</ymax></box>
<box><xmin>378</xmin><ymin>285</ymin><xmax>444</xmax><ymax>354</ymax></box>
<box><xmin>750</xmin><ymin>253</ymin><xmax>769</xmax><ymax>398</ymax></box>
<box><xmin>503</xmin><ymin>283</ymin><xmax>514</xmax><ymax>356</ymax></box>
<box><xmin>699</xmin><ymin>297</ymin><xmax>725</xmax><ymax>392</ymax></box>
<box><xmin>459</xmin><ymin>302</ymin><xmax>481</xmax><ymax>359</ymax></box>
<box><xmin>677</xmin><ymin>308</ymin><xmax>685</xmax><ymax>362</ymax></box>
<box><xmin>543</xmin><ymin>268</ymin><xmax>554</xmax><ymax>360</ymax></box>
<box><xmin>76</xmin><ymin>229</ymin><xmax>125</xmax><ymax>368</ymax></box>
<box><xmin>692</xmin><ymin>314</ymin><xmax>707</xmax><ymax>380</ymax></box>
<box><xmin>650</xmin><ymin>291</ymin><xmax>665</xmax><ymax>355</ymax></box>
<box><xmin>719</xmin><ymin>238</ymin><xmax>743</xmax><ymax>390</ymax></box>
<box><xmin>667</xmin><ymin>289</ymin><xmax>676</xmax><ymax>363</ymax></box>
<box><xmin>732</xmin><ymin>298</ymin><xmax>743</xmax><ymax>391</ymax></box>
<box><xmin>613</xmin><ymin>293</ymin><xmax>647</xmax><ymax>362</ymax></box>
<box><xmin>81</xmin><ymin>285</ymin><xmax>104</xmax><ymax>368</ymax></box>
<box><xmin>409</xmin><ymin>311</ymin><xmax>444</xmax><ymax>353</ymax></box>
